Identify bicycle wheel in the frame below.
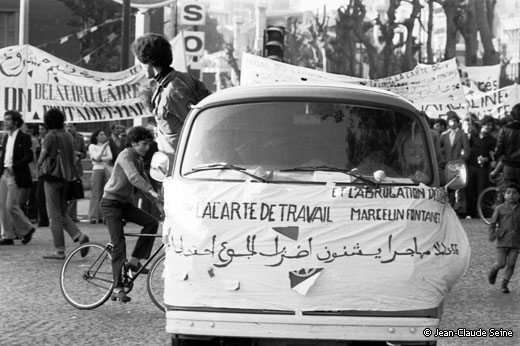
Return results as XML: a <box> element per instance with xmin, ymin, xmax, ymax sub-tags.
<box><xmin>147</xmin><ymin>253</ymin><xmax>166</xmax><ymax>312</ymax></box>
<box><xmin>60</xmin><ymin>242</ymin><xmax>114</xmax><ymax>309</ymax></box>
<box><xmin>477</xmin><ymin>186</ymin><xmax>502</xmax><ymax>225</ymax></box>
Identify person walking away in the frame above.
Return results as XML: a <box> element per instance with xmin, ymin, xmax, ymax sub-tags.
<box><xmin>492</xmin><ymin>103</ymin><xmax>520</xmax><ymax>188</ymax></box>
<box><xmin>65</xmin><ymin>123</ymin><xmax>86</xmax><ymax>222</ymax></box>
<box><xmin>19</xmin><ymin>124</ymin><xmax>40</xmax><ymax>222</ymax></box>
<box><xmin>465</xmin><ymin>116</ymin><xmax>497</xmax><ymax>218</ymax></box>
<box><xmin>88</xmin><ymin>130</ymin><xmax>112</xmax><ymax>223</ymax></box>
<box><xmin>439</xmin><ymin>111</ymin><xmax>470</xmax><ymax>215</ymax></box>
<box><xmin>38</xmin><ymin>109</ymin><xmax>89</xmax><ymax>259</ymax></box>
<box><xmin>488</xmin><ymin>183</ymin><xmax>520</xmax><ymax>293</ymax></box>
<box><xmin>0</xmin><ymin>111</ymin><xmax>36</xmax><ymax>246</ymax></box>
<box><xmin>132</xmin><ymin>33</ymin><xmax>211</xmax><ymax>154</ymax></box>
<box><xmin>108</xmin><ymin>123</ymin><xmax>126</xmax><ymax>166</ymax></box>
<box><xmin>100</xmin><ymin>126</ymin><xmax>163</xmax><ymax>302</ymax></box>
<box><xmin>36</xmin><ymin>123</ymin><xmax>49</xmax><ymax>227</ymax></box>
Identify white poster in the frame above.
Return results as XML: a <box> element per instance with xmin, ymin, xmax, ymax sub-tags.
<box><xmin>240</xmin><ymin>53</ymin><xmax>366</xmax><ymax>85</ymax></box>
<box><xmin>369</xmin><ymin>59</ymin><xmax>468</xmax><ymax>118</ymax></box>
<box><xmin>240</xmin><ymin>54</ymin><xmax>468</xmax><ymax>119</ymax></box>
<box><xmin>162</xmin><ymin>180</ymin><xmax>470</xmax><ymax>312</ymax></box>
<box><xmin>465</xmin><ymin>84</ymin><xmax>520</xmax><ymax>119</ymax></box>
<box><xmin>0</xmin><ymin>45</ymin><xmax>150</xmax><ymax>122</ymax></box>
<box><xmin>464</xmin><ymin>64</ymin><xmax>501</xmax><ymax>92</ymax></box>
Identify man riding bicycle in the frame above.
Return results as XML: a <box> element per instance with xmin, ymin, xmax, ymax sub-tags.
<box><xmin>100</xmin><ymin>126</ymin><xmax>164</xmax><ymax>303</ymax></box>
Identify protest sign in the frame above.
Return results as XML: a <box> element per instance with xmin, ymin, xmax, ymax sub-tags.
<box><xmin>163</xmin><ymin>179</ymin><xmax>469</xmax><ymax>311</ymax></box>
<box><xmin>465</xmin><ymin>83</ymin><xmax>520</xmax><ymax>119</ymax></box>
<box><xmin>368</xmin><ymin>59</ymin><xmax>468</xmax><ymax>118</ymax></box>
<box><xmin>463</xmin><ymin>64</ymin><xmax>500</xmax><ymax>92</ymax></box>
<box><xmin>241</xmin><ymin>54</ymin><xmax>468</xmax><ymax>119</ymax></box>
<box><xmin>240</xmin><ymin>52</ymin><xmax>366</xmax><ymax>85</ymax></box>
<box><xmin>0</xmin><ymin>44</ymin><xmax>151</xmax><ymax>122</ymax></box>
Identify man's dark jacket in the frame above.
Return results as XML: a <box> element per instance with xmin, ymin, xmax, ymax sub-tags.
<box><xmin>495</xmin><ymin>120</ymin><xmax>520</xmax><ymax>167</ymax></box>
<box><xmin>0</xmin><ymin>130</ymin><xmax>33</xmax><ymax>188</ymax></box>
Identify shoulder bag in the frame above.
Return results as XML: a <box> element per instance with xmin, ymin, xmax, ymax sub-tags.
<box><xmin>66</xmin><ymin>177</ymin><xmax>84</xmax><ymax>201</ymax></box>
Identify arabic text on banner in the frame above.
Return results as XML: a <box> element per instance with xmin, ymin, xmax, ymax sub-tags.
<box><xmin>162</xmin><ymin>179</ymin><xmax>470</xmax><ymax>312</ymax></box>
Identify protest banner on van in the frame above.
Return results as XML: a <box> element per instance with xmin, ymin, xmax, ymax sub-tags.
<box><xmin>162</xmin><ymin>179</ymin><xmax>470</xmax><ymax>311</ymax></box>
<box><xmin>0</xmin><ymin>44</ymin><xmax>151</xmax><ymax>122</ymax></box>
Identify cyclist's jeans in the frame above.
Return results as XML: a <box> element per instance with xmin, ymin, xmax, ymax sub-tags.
<box><xmin>100</xmin><ymin>198</ymin><xmax>159</xmax><ymax>288</ymax></box>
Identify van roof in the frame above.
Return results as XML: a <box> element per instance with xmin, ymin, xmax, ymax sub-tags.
<box><xmin>196</xmin><ymin>82</ymin><xmax>418</xmax><ymax>113</ymax></box>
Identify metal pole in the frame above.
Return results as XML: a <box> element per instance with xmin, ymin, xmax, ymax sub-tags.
<box><xmin>121</xmin><ymin>0</ymin><xmax>131</xmax><ymax>70</ymax></box>
<box><xmin>19</xmin><ymin>0</ymin><xmax>29</xmax><ymax>45</ymax></box>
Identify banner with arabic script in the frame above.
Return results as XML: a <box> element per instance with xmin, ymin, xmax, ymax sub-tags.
<box><xmin>0</xmin><ymin>45</ymin><xmax>151</xmax><ymax>122</ymax></box>
<box><xmin>162</xmin><ymin>180</ymin><xmax>470</xmax><ymax>312</ymax></box>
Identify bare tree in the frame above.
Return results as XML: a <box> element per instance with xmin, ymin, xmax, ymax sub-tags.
<box><xmin>436</xmin><ymin>0</ymin><xmax>464</xmax><ymax>60</ymax></box>
<box><xmin>475</xmin><ymin>0</ymin><xmax>500</xmax><ymax>65</ymax></box>
<box><xmin>401</xmin><ymin>0</ymin><xmax>423</xmax><ymax>71</ymax></box>
<box><xmin>426</xmin><ymin>0</ymin><xmax>434</xmax><ymax>63</ymax></box>
<box><xmin>328</xmin><ymin>0</ymin><xmax>368</xmax><ymax>76</ymax></box>
<box><xmin>453</xmin><ymin>0</ymin><xmax>479</xmax><ymax>65</ymax></box>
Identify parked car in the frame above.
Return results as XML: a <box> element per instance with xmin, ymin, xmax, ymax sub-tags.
<box><xmin>151</xmin><ymin>82</ymin><xmax>470</xmax><ymax>346</ymax></box>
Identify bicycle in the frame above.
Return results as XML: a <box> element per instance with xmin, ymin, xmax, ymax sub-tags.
<box><xmin>59</xmin><ymin>233</ymin><xmax>165</xmax><ymax>311</ymax></box>
<box><xmin>477</xmin><ymin>174</ymin><xmax>504</xmax><ymax>225</ymax></box>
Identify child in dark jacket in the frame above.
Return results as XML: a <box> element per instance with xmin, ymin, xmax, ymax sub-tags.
<box><xmin>488</xmin><ymin>183</ymin><xmax>520</xmax><ymax>293</ymax></box>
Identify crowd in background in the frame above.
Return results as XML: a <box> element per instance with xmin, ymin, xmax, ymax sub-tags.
<box><xmin>427</xmin><ymin>107</ymin><xmax>520</xmax><ymax>219</ymax></box>
<box><xmin>0</xmin><ymin>116</ymin><xmax>160</xmax><ymax>247</ymax></box>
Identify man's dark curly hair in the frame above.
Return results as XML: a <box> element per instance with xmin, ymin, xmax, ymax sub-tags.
<box><xmin>132</xmin><ymin>33</ymin><xmax>173</xmax><ymax>68</ymax></box>
<box><xmin>126</xmin><ymin>126</ymin><xmax>154</xmax><ymax>146</ymax></box>
<box><xmin>44</xmin><ymin>108</ymin><xmax>65</xmax><ymax>130</ymax></box>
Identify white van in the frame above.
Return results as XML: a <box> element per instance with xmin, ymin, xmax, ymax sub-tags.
<box><xmin>151</xmin><ymin>82</ymin><xmax>470</xmax><ymax>346</ymax></box>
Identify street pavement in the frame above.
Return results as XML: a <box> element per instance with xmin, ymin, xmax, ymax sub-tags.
<box><xmin>0</xmin><ymin>199</ymin><xmax>519</xmax><ymax>345</ymax></box>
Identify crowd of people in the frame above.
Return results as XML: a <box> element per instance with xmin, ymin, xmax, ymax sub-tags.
<box><xmin>426</xmin><ymin>105</ymin><xmax>520</xmax><ymax>294</ymax></box>
<box><xmin>1</xmin><ymin>31</ymin><xmax>518</xmax><ymax>299</ymax></box>
<box><xmin>427</xmin><ymin>107</ymin><xmax>520</xmax><ymax>219</ymax></box>
<box><xmin>0</xmin><ymin>33</ymin><xmax>211</xmax><ymax>302</ymax></box>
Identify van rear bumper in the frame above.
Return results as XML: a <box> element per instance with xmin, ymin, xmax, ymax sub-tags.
<box><xmin>165</xmin><ymin>308</ymin><xmax>439</xmax><ymax>342</ymax></box>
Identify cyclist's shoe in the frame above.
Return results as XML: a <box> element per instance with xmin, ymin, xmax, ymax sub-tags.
<box><xmin>127</xmin><ymin>262</ymin><xmax>149</xmax><ymax>275</ymax></box>
<box><xmin>111</xmin><ymin>288</ymin><xmax>131</xmax><ymax>303</ymax></box>
<box><xmin>488</xmin><ymin>267</ymin><xmax>499</xmax><ymax>285</ymax></box>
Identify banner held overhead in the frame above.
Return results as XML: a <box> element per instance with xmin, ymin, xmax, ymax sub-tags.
<box><xmin>0</xmin><ymin>45</ymin><xmax>151</xmax><ymax>122</ymax></box>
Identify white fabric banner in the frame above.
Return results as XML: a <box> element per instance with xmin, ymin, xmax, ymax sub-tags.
<box><xmin>240</xmin><ymin>54</ymin><xmax>467</xmax><ymax>119</ymax></box>
<box><xmin>240</xmin><ymin>52</ymin><xmax>366</xmax><ymax>85</ymax></box>
<box><xmin>465</xmin><ymin>84</ymin><xmax>520</xmax><ymax>119</ymax></box>
<box><xmin>464</xmin><ymin>64</ymin><xmax>501</xmax><ymax>92</ymax></box>
<box><xmin>368</xmin><ymin>59</ymin><xmax>468</xmax><ymax>118</ymax></box>
<box><xmin>0</xmin><ymin>45</ymin><xmax>151</xmax><ymax>122</ymax></box>
<box><xmin>170</xmin><ymin>32</ymin><xmax>187</xmax><ymax>72</ymax></box>
<box><xmin>240</xmin><ymin>54</ymin><xmax>520</xmax><ymax>120</ymax></box>
<box><xmin>162</xmin><ymin>179</ymin><xmax>470</xmax><ymax>312</ymax></box>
